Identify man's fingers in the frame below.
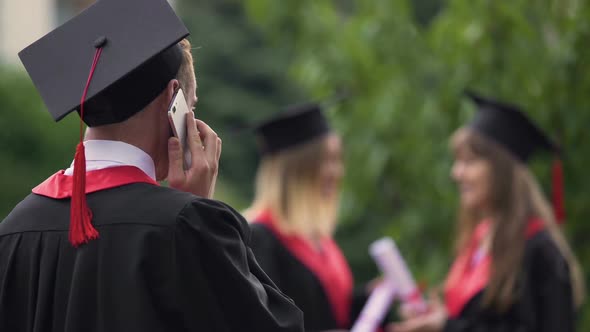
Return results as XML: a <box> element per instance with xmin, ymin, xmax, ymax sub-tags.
<box><xmin>186</xmin><ymin>111</ymin><xmax>201</xmax><ymax>143</ymax></box>
<box><xmin>167</xmin><ymin>137</ymin><xmax>184</xmax><ymax>186</ymax></box>
<box><xmin>186</xmin><ymin>114</ymin><xmax>206</xmax><ymax>168</ymax></box>
<box><xmin>215</xmin><ymin>136</ymin><xmax>222</xmax><ymax>162</ymax></box>
<box><xmin>195</xmin><ymin>119</ymin><xmax>219</xmax><ymax>163</ymax></box>
<box><xmin>169</xmin><ymin>117</ymin><xmax>222</xmax><ymax>198</ymax></box>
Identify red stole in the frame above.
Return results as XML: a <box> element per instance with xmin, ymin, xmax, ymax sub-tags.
<box><xmin>444</xmin><ymin>218</ymin><xmax>545</xmax><ymax>318</ymax></box>
<box><xmin>254</xmin><ymin>211</ymin><xmax>354</xmax><ymax>328</ymax></box>
<box><xmin>33</xmin><ymin>166</ymin><xmax>159</xmax><ymax>198</ymax></box>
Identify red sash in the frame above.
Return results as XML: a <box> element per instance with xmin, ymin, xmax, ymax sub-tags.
<box><xmin>33</xmin><ymin>166</ymin><xmax>159</xmax><ymax>198</ymax></box>
<box><xmin>254</xmin><ymin>211</ymin><xmax>354</xmax><ymax>328</ymax></box>
<box><xmin>444</xmin><ymin>218</ymin><xmax>545</xmax><ymax>317</ymax></box>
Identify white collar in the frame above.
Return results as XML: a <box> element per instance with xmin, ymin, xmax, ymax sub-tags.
<box><xmin>64</xmin><ymin>140</ymin><xmax>156</xmax><ymax>181</ymax></box>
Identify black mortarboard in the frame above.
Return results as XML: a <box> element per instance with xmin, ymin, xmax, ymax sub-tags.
<box><xmin>466</xmin><ymin>91</ymin><xmax>558</xmax><ymax>163</ymax></box>
<box><xmin>465</xmin><ymin>91</ymin><xmax>567</xmax><ymax>223</ymax></box>
<box><xmin>19</xmin><ymin>0</ymin><xmax>189</xmax><ymax>126</ymax></box>
<box><xmin>255</xmin><ymin>103</ymin><xmax>331</xmax><ymax>155</ymax></box>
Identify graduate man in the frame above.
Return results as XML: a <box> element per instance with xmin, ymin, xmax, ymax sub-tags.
<box><xmin>0</xmin><ymin>0</ymin><xmax>303</xmax><ymax>331</ymax></box>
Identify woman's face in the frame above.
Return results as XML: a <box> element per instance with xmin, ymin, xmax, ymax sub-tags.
<box><xmin>319</xmin><ymin>134</ymin><xmax>344</xmax><ymax>200</ymax></box>
<box><xmin>451</xmin><ymin>145</ymin><xmax>492</xmax><ymax>213</ymax></box>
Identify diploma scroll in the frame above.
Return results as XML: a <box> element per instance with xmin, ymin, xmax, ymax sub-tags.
<box><xmin>369</xmin><ymin>237</ymin><xmax>427</xmax><ymax>312</ymax></box>
<box><xmin>350</xmin><ymin>282</ymin><xmax>396</xmax><ymax>332</ymax></box>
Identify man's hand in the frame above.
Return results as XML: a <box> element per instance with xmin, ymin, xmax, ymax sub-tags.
<box><xmin>168</xmin><ymin>111</ymin><xmax>222</xmax><ymax>198</ymax></box>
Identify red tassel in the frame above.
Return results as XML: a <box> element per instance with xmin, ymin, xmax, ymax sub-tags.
<box><xmin>68</xmin><ymin>46</ymin><xmax>103</xmax><ymax>247</ymax></box>
<box><xmin>69</xmin><ymin>142</ymin><xmax>98</xmax><ymax>247</ymax></box>
<box><xmin>552</xmin><ymin>159</ymin><xmax>565</xmax><ymax>224</ymax></box>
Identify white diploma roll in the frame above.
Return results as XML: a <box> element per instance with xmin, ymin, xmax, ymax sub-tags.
<box><xmin>369</xmin><ymin>237</ymin><xmax>426</xmax><ymax>311</ymax></box>
<box><xmin>350</xmin><ymin>282</ymin><xmax>396</xmax><ymax>332</ymax></box>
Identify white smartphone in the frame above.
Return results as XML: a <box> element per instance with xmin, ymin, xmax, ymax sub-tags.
<box><xmin>168</xmin><ymin>89</ymin><xmax>192</xmax><ymax>170</ymax></box>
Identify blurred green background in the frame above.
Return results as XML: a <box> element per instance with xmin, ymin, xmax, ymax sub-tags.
<box><xmin>1</xmin><ymin>0</ymin><xmax>588</xmax><ymax>329</ymax></box>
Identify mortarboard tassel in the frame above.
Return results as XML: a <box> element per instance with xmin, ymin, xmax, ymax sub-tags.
<box><xmin>552</xmin><ymin>158</ymin><xmax>565</xmax><ymax>224</ymax></box>
<box><xmin>70</xmin><ymin>141</ymin><xmax>96</xmax><ymax>247</ymax></box>
<box><xmin>69</xmin><ymin>44</ymin><xmax>104</xmax><ymax>247</ymax></box>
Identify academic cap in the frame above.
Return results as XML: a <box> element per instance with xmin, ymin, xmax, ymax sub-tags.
<box><xmin>465</xmin><ymin>91</ymin><xmax>566</xmax><ymax>223</ymax></box>
<box><xmin>255</xmin><ymin>103</ymin><xmax>331</xmax><ymax>155</ymax></box>
<box><xmin>466</xmin><ymin>91</ymin><xmax>558</xmax><ymax>163</ymax></box>
<box><xmin>19</xmin><ymin>0</ymin><xmax>189</xmax><ymax>126</ymax></box>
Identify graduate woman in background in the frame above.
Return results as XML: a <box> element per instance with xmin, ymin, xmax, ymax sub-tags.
<box><xmin>244</xmin><ymin>103</ymin><xmax>371</xmax><ymax>332</ymax></box>
<box><xmin>390</xmin><ymin>92</ymin><xmax>585</xmax><ymax>332</ymax></box>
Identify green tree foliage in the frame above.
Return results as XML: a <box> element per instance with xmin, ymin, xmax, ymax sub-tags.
<box><xmin>0</xmin><ymin>66</ymin><xmax>78</xmax><ymax>219</ymax></box>
<box><xmin>244</xmin><ymin>0</ymin><xmax>590</xmax><ymax>327</ymax></box>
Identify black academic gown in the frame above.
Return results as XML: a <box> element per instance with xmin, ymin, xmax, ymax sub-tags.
<box><xmin>0</xmin><ymin>167</ymin><xmax>303</xmax><ymax>332</ymax></box>
<box><xmin>443</xmin><ymin>230</ymin><xmax>575</xmax><ymax>332</ymax></box>
<box><xmin>250</xmin><ymin>214</ymin><xmax>368</xmax><ymax>332</ymax></box>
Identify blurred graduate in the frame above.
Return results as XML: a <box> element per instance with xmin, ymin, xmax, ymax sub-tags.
<box><xmin>244</xmin><ymin>103</ymin><xmax>376</xmax><ymax>332</ymax></box>
<box><xmin>389</xmin><ymin>92</ymin><xmax>585</xmax><ymax>332</ymax></box>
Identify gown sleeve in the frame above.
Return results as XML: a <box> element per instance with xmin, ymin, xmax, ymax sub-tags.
<box><xmin>530</xmin><ymin>233</ymin><xmax>575</xmax><ymax>332</ymax></box>
<box><xmin>173</xmin><ymin>198</ymin><xmax>304</xmax><ymax>332</ymax></box>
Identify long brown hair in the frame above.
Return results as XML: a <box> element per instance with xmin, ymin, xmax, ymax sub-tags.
<box><xmin>451</xmin><ymin>127</ymin><xmax>585</xmax><ymax>311</ymax></box>
<box><xmin>244</xmin><ymin>133</ymin><xmax>340</xmax><ymax>239</ymax></box>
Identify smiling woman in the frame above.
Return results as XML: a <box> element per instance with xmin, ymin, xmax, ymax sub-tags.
<box><xmin>389</xmin><ymin>92</ymin><xmax>585</xmax><ymax>332</ymax></box>
<box><xmin>244</xmin><ymin>102</ymin><xmax>380</xmax><ymax>332</ymax></box>
<box><xmin>449</xmin><ymin>125</ymin><xmax>584</xmax><ymax>311</ymax></box>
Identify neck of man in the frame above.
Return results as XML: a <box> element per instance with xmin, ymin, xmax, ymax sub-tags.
<box><xmin>84</xmin><ymin>109</ymin><xmax>161</xmax><ymax>169</ymax></box>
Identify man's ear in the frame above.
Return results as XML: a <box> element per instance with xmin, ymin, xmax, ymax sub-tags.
<box><xmin>162</xmin><ymin>79</ymin><xmax>180</xmax><ymax>109</ymax></box>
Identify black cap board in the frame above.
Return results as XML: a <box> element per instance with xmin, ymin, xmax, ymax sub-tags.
<box><xmin>466</xmin><ymin>91</ymin><xmax>558</xmax><ymax>163</ymax></box>
<box><xmin>255</xmin><ymin>102</ymin><xmax>331</xmax><ymax>155</ymax></box>
<box><xmin>19</xmin><ymin>0</ymin><xmax>189</xmax><ymax>126</ymax></box>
